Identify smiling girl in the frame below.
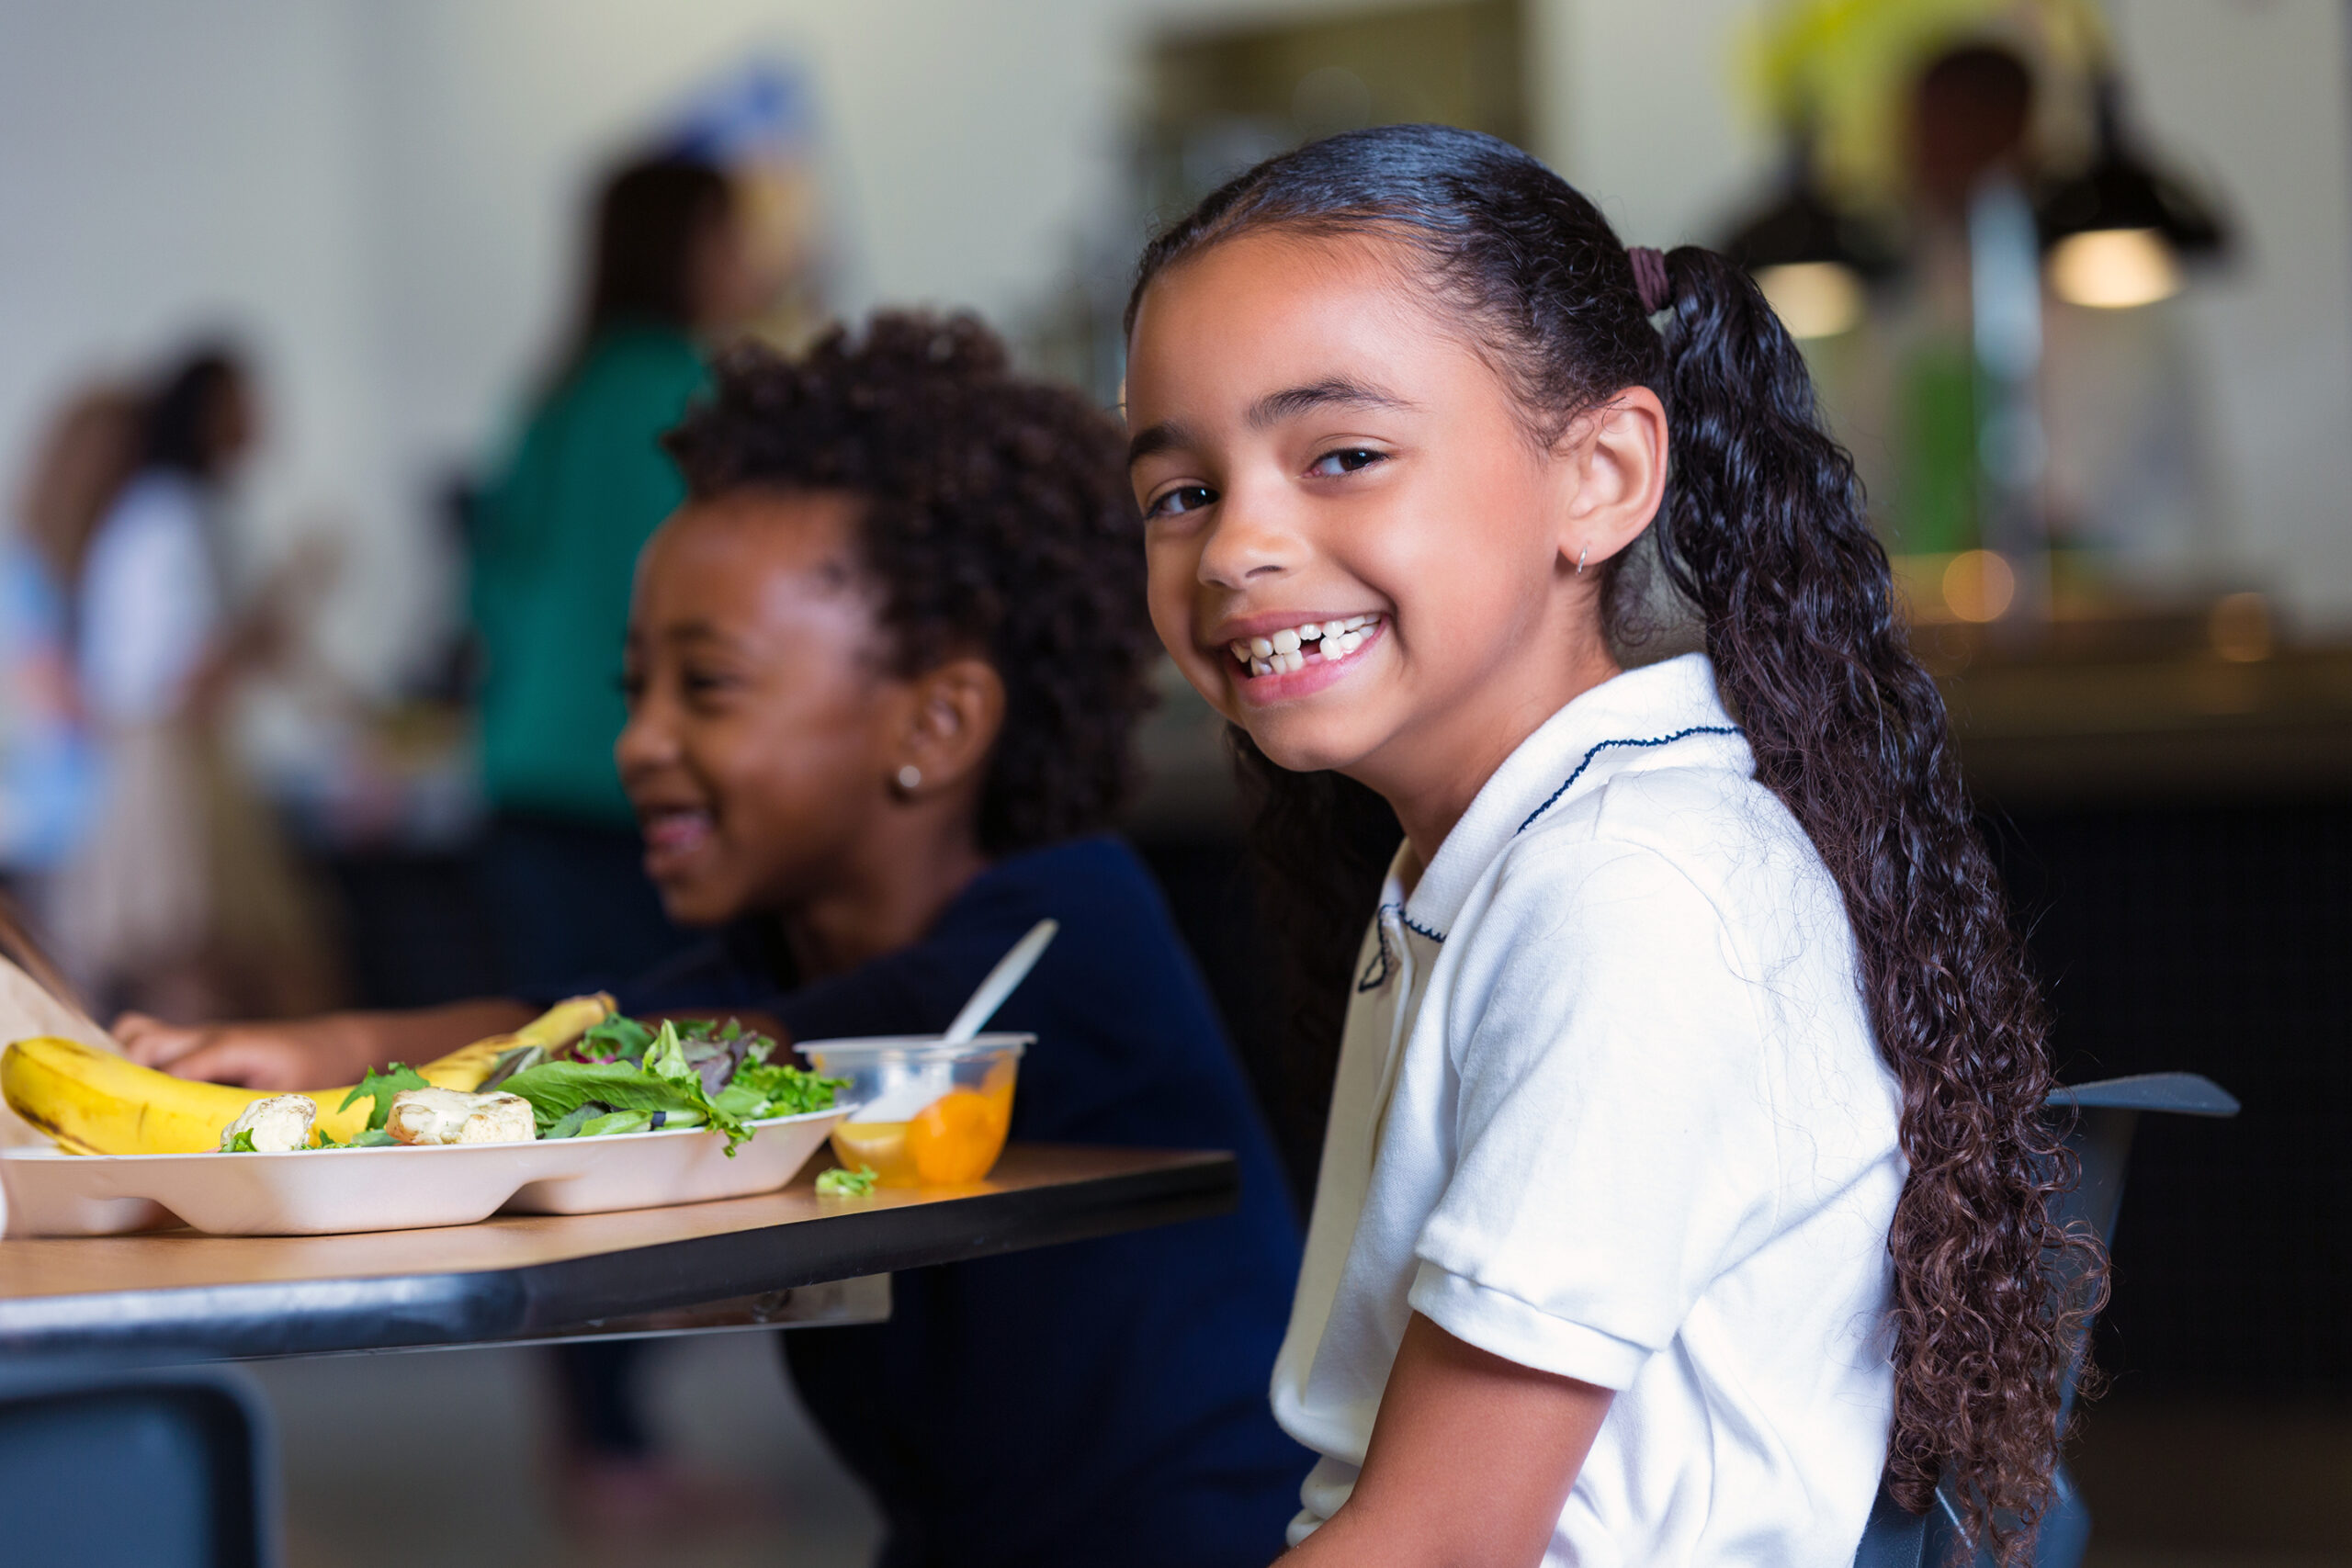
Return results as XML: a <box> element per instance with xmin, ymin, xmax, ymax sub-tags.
<box><xmin>1123</xmin><ymin>126</ymin><xmax>2096</xmax><ymax>1567</ymax></box>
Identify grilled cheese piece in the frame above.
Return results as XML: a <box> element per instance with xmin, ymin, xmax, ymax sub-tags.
<box><xmin>385</xmin><ymin>1087</ymin><xmax>536</xmax><ymax>1145</ymax></box>
<box><xmin>219</xmin><ymin>1094</ymin><xmax>317</xmax><ymax>1152</ymax></box>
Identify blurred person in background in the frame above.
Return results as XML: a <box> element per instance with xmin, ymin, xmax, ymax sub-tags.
<box><xmin>466</xmin><ymin>151</ymin><xmax>771</xmax><ymax>1530</ymax></box>
<box><xmin>0</xmin><ymin>386</ymin><xmax>139</xmax><ymax>918</ymax></box>
<box><xmin>469</xmin><ymin>152</ymin><xmax>769</xmax><ymax>997</ymax></box>
<box><xmin>62</xmin><ymin>345</ymin><xmax>337</xmax><ymax>1022</ymax></box>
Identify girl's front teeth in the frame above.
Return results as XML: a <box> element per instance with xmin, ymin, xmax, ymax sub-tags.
<box><xmin>1228</xmin><ymin>615</ymin><xmax>1380</xmax><ymax>675</ymax></box>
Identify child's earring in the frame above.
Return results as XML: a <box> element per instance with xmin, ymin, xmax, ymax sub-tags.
<box><xmin>1576</xmin><ymin>544</ymin><xmax>1590</xmax><ymax>576</ymax></box>
<box><xmin>894</xmin><ymin>763</ymin><xmax>922</xmax><ymax>795</ymax></box>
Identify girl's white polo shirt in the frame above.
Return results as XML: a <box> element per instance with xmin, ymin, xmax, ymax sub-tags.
<box><xmin>1272</xmin><ymin>653</ymin><xmax>1904</xmax><ymax>1568</ymax></box>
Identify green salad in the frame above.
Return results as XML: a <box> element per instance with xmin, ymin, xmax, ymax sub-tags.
<box><xmin>482</xmin><ymin>1016</ymin><xmax>845</xmax><ymax>1155</ymax></box>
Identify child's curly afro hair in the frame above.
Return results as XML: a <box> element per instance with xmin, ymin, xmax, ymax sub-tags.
<box><xmin>663</xmin><ymin>311</ymin><xmax>1153</xmax><ymax>854</ymax></box>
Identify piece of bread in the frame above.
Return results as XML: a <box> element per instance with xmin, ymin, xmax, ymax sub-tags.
<box><xmin>385</xmin><ymin>1087</ymin><xmax>536</xmax><ymax>1145</ymax></box>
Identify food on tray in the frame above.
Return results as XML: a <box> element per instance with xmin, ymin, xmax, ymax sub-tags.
<box><xmin>384</xmin><ymin>1087</ymin><xmax>537</xmax><ymax>1145</ymax></box>
<box><xmin>830</xmin><ymin>1078</ymin><xmax>1014</xmax><ymax>1186</ymax></box>
<box><xmin>218</xmin><ymin>1094</ymin><xmax>317</xmax><ymax>1153</ymax></box>
<box><xmin>493</xmin><ymin>1017</ymin><xmax>845</xmax><ymax>1156</ymax></box>
<box><xmin>815</xmin><ymin>1164</ymin><xmax>880</xmax><ymax>1197</ymax></box>
<box><xmin>0</xmin><ymin>995</ymin><xmax>615</xmax><ymax>1155</ymax></box>
<box><xmin>1</xmin><ymin>997</ymin><xmax>843</xmax><ymax>1159</ymax></box>
<box><xmin>219</xmin><ymin>1015</ymin><xmax>843</xmax><ymax>1158</ymax></box>
<box><xmin>803</xmin><ymin>1036</ymin><xmax>1025</xmax><ymax>1188</ymax></box>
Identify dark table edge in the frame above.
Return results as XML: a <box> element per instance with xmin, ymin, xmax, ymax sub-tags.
<box><xmin>0</xmin><ymin>1148</ymin><xmax>1238</xmax><ymax>1363</ymax></box>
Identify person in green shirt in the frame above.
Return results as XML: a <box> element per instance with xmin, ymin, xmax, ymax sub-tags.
<box><xmin>468</xmin><ymin>152</ymin><xmax>774</xmax><ymax>1531</ymax></box>
<box><xmin>469</xmin><ymin>153</ymin><xmax>765</xmax><ymax>995</ymax></box>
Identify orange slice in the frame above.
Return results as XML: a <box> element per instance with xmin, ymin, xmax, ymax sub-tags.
<box><xmin>904</xmin><ymin>1089</ymin><xmax>1010</xmax><ymax>1185</ymax></box>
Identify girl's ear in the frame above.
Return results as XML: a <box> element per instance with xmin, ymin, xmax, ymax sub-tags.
<box><xmin>1555</xmin><ymin>386</ymin><xmax>1668</xmax><ymax>572</ymax></box>
<box><xmin>891</xmin><ymin>656</ymin><xmax>1006</xmax><ymax>800</ymax></box>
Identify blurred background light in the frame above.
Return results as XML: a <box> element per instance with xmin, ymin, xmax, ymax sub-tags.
<box><xmin>2047</xmin><ymin>225</ymin><xmax>2178</xmax><ymax>308</ymax></box>
<box><xmin>2207</xmin><ymin>589</ymin><xmax>2274</xmax><ymax>663</ymax></box>
<box><xmin>1755</xmin><ymin>258</ymin><xmax>1867</xmax><ymax>337</ymax></box>
<box><xmin>1942</xmin><ymin>547</ymin><xmax>2018</xmax><ymax>622</ymax></box>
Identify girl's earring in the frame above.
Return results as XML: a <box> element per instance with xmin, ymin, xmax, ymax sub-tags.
<box><xmin>894</xmin><ymin>764</ymin><xmax>922</xmax><ymax>795</ymax></box>
<box><xmin>1576</xmin><ymin>544</ymin><xmax>1590</xmax><ymax>576</ymax></box>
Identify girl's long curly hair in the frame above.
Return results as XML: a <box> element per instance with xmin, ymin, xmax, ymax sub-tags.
<box><xmin>1126</xmin><ymin>124</ymin><xmax>2102</xmax><ymax>1561</ymax></box>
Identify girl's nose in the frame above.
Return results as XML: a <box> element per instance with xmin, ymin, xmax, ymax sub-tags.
<box><xmin>1195</xmin><ymin>482</ymin><xmax>1300</xmax><ymax>590</ymax></box>
<box><xmin>615</xmin><ymin>694</ymin><xmax>678</xmax><ymax>783</ymax></box>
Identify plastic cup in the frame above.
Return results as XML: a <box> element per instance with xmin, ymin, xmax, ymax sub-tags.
<box><xmin>796</xmin><ymin>1034</ymin><xmax>1028</xmax><ymax>1187</ymax></box>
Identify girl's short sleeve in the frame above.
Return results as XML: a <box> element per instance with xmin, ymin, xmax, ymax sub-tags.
<box><xmin>1408</xmin><ymin>840</ymin><xmax>1783</xmax><ymax>1390</ymax></box>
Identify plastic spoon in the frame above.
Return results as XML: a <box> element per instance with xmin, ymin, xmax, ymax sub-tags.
<box><xmin>942</xmin><ymin>919</ymin><xmax>1058</xmax><ymax>1043</ymax></box>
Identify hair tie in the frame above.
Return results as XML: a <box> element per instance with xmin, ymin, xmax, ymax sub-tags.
<box><xmin>1627</xmin><ymin>246</ymin><xmax>1671</xmax><ymax>314</ymax></box>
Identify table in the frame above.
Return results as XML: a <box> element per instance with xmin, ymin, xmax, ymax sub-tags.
<box><xmin>0</xmin><ymin>1144</ymin><xmax>1237</xmax><ymax>1363</ymax></box>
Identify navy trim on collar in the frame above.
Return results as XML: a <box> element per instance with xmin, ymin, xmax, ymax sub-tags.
<box><xmin>1400</xmin><ymin>724</ymin><xmax>1745</xmax><ymax>944</ymax></box>
<box><xmin>1357</xmin><ymin>919</ymin><xmax>1396</xmax><ymax>992</ymax></box>
<box><xmin>1516</xmin><ymin>725</ymin><xmax>1745</xmax><ymax>836</ymax></box>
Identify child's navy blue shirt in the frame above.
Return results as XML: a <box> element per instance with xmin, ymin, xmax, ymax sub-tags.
<box><xmin>616</xmin><ymin>835</ymin><xmax>1308</xmax><ymax>1568</ymax></box>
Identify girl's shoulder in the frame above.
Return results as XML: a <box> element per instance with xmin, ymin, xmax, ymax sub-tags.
<box><xmin>1490</xmin><ymin>736</ymin><xmax>1853</xmax><ymax>976</ymax></box>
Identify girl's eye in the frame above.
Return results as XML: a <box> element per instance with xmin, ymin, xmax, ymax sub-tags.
<box><xmin>682</xmin><ymin>667</ymin><xmax>741</xmax><ymax>702</ymax></box>
<box><xmin>1308</xmin><ymin>447</ymin><xmax>1385</xmax><ymax>478</ymax></box>
<box><xmin>1146</xmin><ymin>484</ymin><xmax>1216</xmax><ymax>520</ymax></box>
<box><xmin>618</xmin><ymin>670</ymin><xmax>646</xmax><ymax>701</ymax></box>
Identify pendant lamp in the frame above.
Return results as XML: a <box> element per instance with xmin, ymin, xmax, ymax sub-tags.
<box><xmin>2036</xmin><ymin>73</ymin><xmax>2229</xmax><ymax>309</ymax></box>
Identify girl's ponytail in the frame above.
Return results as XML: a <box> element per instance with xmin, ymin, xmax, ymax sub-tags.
<box><xmin>1129</xmin><ymin>124</ymin><xmax>2099</xmax><ymax>1563</ymax></box>
<box><xmin>1651</xmin><ymin>245</ymin><xmax>2102</xmax><ymax>1553</ymax></box>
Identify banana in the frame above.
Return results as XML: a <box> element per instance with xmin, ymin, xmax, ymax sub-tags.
<box><xmin>0</xmin><ymin>994</ymin><xmax>613</xmax><ymax>1156</ymax></box>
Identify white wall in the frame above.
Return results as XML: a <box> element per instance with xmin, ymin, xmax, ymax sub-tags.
<box><xmin>1544</xmin><ymin>0</ymin><xmax>1775</xmax><ymax>248</ymax></box>
<box><xmin>2103</xmin><ymin>0</ymin><xmax>2352</xmax><ymax>628</ymax></box>
<box><xmin>2</xmin><ymin>0</ymin><xmax>2348</xmax><ymax>688</ymax></box>
<box><xmin>0</xmin><ymin>0</ymin><xmax>1376</xmax><ymax>689</ymax></box>
<box><xmin>0</xmin><ymin>0</ymin><xmax>396</xmax><ymax>673</ymax></box>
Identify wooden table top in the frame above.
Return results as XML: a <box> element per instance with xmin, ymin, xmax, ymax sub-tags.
<box><xmin>0</xmin><ymin>1144</ymin><xmax>1236</xmax><ymax>1362</ymax></box>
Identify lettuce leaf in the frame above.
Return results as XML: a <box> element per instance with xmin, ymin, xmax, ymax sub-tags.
<box><xmin>541</xmin><ymin>1101</ymin><xmax>609</xmax><ymax>1140</ymax></box>
<box><xmin>477</xmin><ymin>1043</ymin><xmax>546</xmax><ymax>1094</ymax></box>
<box><xmin>572</xmin><ymin>1015</ymin><xmax>654</xmax><ymax>1065</ymax></box>
<box><xmin>815</xmin><ymin>1165</ymin><xmax>877</xmax><ymax>1197</ymax></box>
<box><xmin>497</xmin><ymin>1059</ymin><xmax>750</xmax><ymax>1152</ymax></box>
<box><xmin>339</xmin><ymin>1064</ymin><xmax>430</xmax><ymax>1132</ymax></box>
<box><xmin>718</xmin><ymin>1053</ymin><xmax>844</xmax><ymax>1119</ymax></box>
<box><xmin>643</xmin><ymin>1020</ymin><xmax>695</xmax><ymax>1083</ymax></box>
<box><xmin>313</xmin><ymin>1126</ymin><xmax>399</xmax><ymax>1150</ymax></box>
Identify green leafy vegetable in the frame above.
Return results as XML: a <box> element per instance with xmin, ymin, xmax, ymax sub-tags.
<box><xmin>311</xmin><ymin>1125</ymin><xmax>397</xmax><ymax>1150</ymax></box>
<box><xmin>339</xmin><ymin>1063</ymin><xmax>430</xmax><ymax>1132</ymax></box>
<box><xmin>712</xmin><ymin>1038</ymin><xmax>844</xmax><ymax>1121</ymax></box>
<box><xmin>816</xmin><ymin>1165</ymin><xmax>878</xmax><ymax>1197</ymax></box>
<box><xmin>477</xmin><ymin>1043</ymin><xmax>546</xmax><ymax>1094</ymax></box>
<box><xmin>542</xmin><ymin>1101</ymin><xmax>609</xmax><ymax>1140</ymax></box>
<box><xmin>723</xmin><ymin>1047</ymin><xmax>845</xmax><ymax>1120</ymax></box>
<box><xmin>493</xmin><ymin>1013</ymin><xmax>842</xmax><ymax>1154</ymax></box>
<box><xmin>221</xmin><ymin>1127</ymin><xmax>258</xmax><ymax>1154</ymax></box>
<box><xmin>497</xmin><ymin>1059</ymin><xmax>750</xmax><ymax>1152</ymax></box>
<box><xmin>573</xmin><ymin>1014</ymin><xmax>654</xmax><ymax>1065</ymax></box>
<box><xmin>643</xmin><ymin>1020</ymin><xmax>695</xmax><ymax>1083</ymax></box>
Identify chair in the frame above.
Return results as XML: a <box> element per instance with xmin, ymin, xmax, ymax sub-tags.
<box><xmin>1851</xmin><ymin>1071</ymin><xmax>2239</xmax><ymax>1568</ymax></box>
<box><xmin>0</xmin><ymin>1362</ymin><xmax>277</xmax><ymax>1567</ymax></box>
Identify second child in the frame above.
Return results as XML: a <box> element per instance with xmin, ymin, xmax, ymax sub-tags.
<box><xmin>128</xmin><ymin>314</ymin><xmax>1310</xmax><ymax>1567</ymax></box>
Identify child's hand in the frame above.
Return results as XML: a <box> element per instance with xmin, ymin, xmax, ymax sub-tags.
<box><xmin>117</xmin><ymin>1013</ymin><xmax>373</xmax><ymax>1091</ymax></box>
